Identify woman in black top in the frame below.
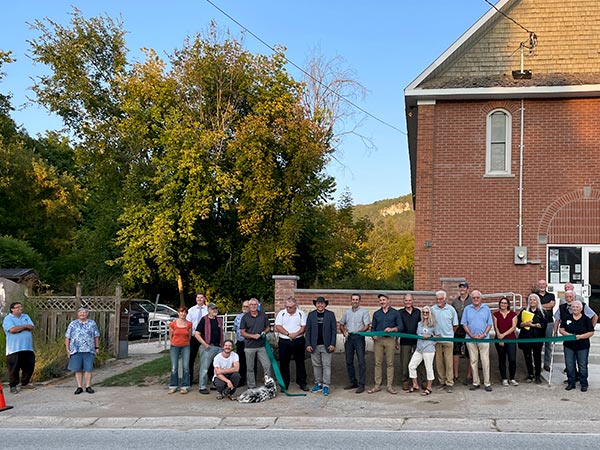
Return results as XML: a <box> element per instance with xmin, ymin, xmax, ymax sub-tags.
<box><xmin>559</xmin><ymin>300</ymin><xmax>595</xmax><ymax>392</ymax></box>
<box><xmin>517</xmin><ymin>293</ymin><xmax>547</xmax><ymax>384</ymax></box>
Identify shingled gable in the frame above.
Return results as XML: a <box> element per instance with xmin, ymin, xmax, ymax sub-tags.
<box><xmin>405</xmin><ymin>0</ymin><xmax>600</xmax><ymax>206</ymax></box>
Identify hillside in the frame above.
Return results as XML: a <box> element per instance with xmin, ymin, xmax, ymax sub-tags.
<box><xmin>354</xmin><ymin>194</ymin><xmax>414</xmax><ymax>234</ymax></box>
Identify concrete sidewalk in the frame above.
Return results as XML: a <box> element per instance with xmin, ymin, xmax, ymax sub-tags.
<box><xmin>1</xmin><ymin>340</ymin><xmax>599</xmax><ymax>432</ymax></box>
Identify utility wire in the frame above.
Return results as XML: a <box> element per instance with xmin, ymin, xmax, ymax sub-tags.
<box><xmin>204</xmin><ymin>0</ymin><xmax>406</xmax><ymax>135</ymax></box>
<box><xmin>483</xmin><ymin>0</ymin><xmax>534</xmax><ymax>34</ymax></box>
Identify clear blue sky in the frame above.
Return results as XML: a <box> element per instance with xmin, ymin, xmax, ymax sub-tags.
<box><xmin>2</xmin><ymin>1</ymin><xmax>492</xmax><ymax>205</ymax></box>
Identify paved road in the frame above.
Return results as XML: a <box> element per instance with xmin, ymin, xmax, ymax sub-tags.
<box><xmin>3</xmin><ymin>429</ymin><xmax>600</xmax><ymax>450</ymax></box>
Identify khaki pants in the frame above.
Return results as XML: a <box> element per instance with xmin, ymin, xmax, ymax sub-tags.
<box><xmin>466</xmin><ymin>342</ymin><xmax>491</xmax><ymax>386</ymax></box>
<box><xmin>373</xmin><ymin>336</ymin><xmax>396</xmax><ymax>387</ymax></box>
<box><xmin>435</xmin><ymin>342</ymin><xmax>454</xmax><ymax>386</ymax></box>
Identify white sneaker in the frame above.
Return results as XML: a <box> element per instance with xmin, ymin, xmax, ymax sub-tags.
<box><xmin>502</xmin><ymin>379</ymin><xmax>509</xmax><ymax>387</ymax></box>
<box><xmin>510</xmin><ymin>379</ymin><xmax>519</xmax><ymax>386</ymax></box>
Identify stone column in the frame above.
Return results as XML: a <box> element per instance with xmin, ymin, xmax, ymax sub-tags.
<box><xmin>272</xmin><ymin>275</ymin><xmax>299</xmax><ymax>312</ymax></box>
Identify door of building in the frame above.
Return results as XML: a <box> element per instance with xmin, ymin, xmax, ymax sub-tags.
<box><xmin>547</xmin><ymin>245</ymin><xmax>600</xmax><ymax>315</ymax></box>
<box><xmin>582</xmin><ymin>246</ymin><xmax>600</xmax><ymax>315</ymax></box>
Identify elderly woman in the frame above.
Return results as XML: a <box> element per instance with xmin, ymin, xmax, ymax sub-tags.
<box><xmin>168</xmin><ymin>306</ymin><xmax>193</xmax><ymax>394</ymax></box>
<box><xmin>559</xmin><ymin>300</ymin><xmax>595</xmax><ymax>392</ymax></box>
<box><xmin>517</xmin><ymin>293</ymin><xmax>546</xmax><ymax>384</ymax></box>
<box><xmin>65</xmin><ymin>307</ymin><xmax>100</xmax><ymax>394</ymax></box>
<box><xmin>407</xmin><ymin>306</ymin><xmax>438</xmax><ymax>396</ymax></box>
<box><xmin>493</xmin><ymin>297</ymin><xmax>518</xmax><ymax>386</ymax></box>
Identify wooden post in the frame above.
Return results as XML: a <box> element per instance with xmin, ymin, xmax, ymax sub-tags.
<box><xmin>76</xmin><ymin>282</ymin><xmax>82</xmax><ymax>309</ymax></box>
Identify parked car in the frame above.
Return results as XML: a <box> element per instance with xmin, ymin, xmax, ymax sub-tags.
<box><xmin>131</xmin><ymin>300</ymin><xmax>178</xmax><ymax>322</ymax></box>
<box><xmin>125</xmin><ymin>305</ymin><xmax>149</xmax><ymax>340</ymax></box>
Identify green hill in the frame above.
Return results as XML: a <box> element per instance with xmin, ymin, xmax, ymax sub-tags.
<box><xmin>354</xmin><ymin>194</ymin><xmax>414</xmax><ymax>234</ymax></box>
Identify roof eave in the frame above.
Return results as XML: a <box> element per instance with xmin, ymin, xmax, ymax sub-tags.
<box><xmin>405</xmin><ymin>84</ymin><xmax>600</xmax><ymax>102</ymax></box>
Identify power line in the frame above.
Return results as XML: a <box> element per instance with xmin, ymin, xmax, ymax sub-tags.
<box><xmin>204</xmin><ymin>0</ymin><xmax>406</xmax><ymax>135</ymax></box>
<box><xmin>483</xmin><ymin>0</ymin><xmax>534</xmax><ymax>34</ymax></box>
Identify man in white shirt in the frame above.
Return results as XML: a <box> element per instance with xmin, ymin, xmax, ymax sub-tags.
<box><xmin>274</xmin><ymin>297</ymin><xmax>308</xmax><ymax>391</ymax></box>
<box><xmin>212</xmin><ymin>339</ymin><xmax>240</xmax><ymax>400</ymax></box>
<box><xmin>186</xmin><ymin>292</ymin><xmax>208</xmax><ymax>384</ymax></box>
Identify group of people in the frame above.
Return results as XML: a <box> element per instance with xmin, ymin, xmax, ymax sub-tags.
<box><xmin>3</xmin><ymin>302</ymin><xmax>100</xmax><ymax>395</ymax></box>
<box><xmin>166</xmin><ymin>293</ymin><xmax>272</xmax><ymax>400</ymax></box>
<box><xmin>3</xmin><ymin>279</ymin><xmax>596</xmax><ymax>399</ymax></box>
<box><xmin>272</xmin><ymin>280</ymin><xmax>596</xmax><ymax>396</ymax></box>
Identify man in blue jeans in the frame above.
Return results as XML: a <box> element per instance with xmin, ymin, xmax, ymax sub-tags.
<box><xmin>339</xmin><ymin>294</ymin><xmax>371</xmax><ymax>394</ymax></box>
<box><xmin>194</xmin><ymin>303</ymin><xmax>223</xmax><ymax>394</ymax></box>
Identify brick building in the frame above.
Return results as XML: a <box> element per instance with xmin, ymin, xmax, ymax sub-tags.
<box><xmin>404</xmin><ymin>0</ymin><xmax>600</xmax><ymax>313</ymax></box>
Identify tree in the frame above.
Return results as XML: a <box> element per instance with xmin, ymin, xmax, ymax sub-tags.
<box><xmin>113</xmin><ymin>28</ymin><xmax>335</xmax><ymax>304</ymax></box>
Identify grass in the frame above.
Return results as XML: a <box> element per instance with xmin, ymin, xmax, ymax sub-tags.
<box><xmin>100</xmin><ymin>353</ymin><xmax>171</xmax><ymax>387</ymax></box>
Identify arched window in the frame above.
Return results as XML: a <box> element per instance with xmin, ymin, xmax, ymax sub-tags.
<box><xmin>486</xmin><ymin>109</ymin><xmax>512</xmax><ymax>175</ymax></box>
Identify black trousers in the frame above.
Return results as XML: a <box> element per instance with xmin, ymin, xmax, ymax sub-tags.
<box><xmin>214</xmin><ymin>372</ymin><xmax>241</xmax><ymax>395</ymax></box>
<box><xmin>189</xmin><ymin>337</ymin><xmax>201</xmax><ymax>383</ymax></box>
<box><xmin>521</xmin><ymin>343</ymin><xmax>543</xmax><ymax>378</ymax></box>
<box><xmin>278</xmin><ymin>336</ymin><xmax>307</xmax><ymax>389</ymax></box>
<box><xmin>236</xmin><ymin>340</ymin><xmax>247</xmax><ymax>386</ymax></box>
<box><xmin>7</xmin><ymin>350</ymin><xmax>35</xmax><ymax>387</ymax></box>
<box><xmin>495</xmin><ymin>342</ymin><xmax>517</xmax><ymax>380</ymax></box>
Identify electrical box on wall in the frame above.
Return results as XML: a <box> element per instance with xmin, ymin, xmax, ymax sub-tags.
<box><xmin>514</xmin><ymin>246</ymin><xmax>528</xmax><ymax>265</ymax></box>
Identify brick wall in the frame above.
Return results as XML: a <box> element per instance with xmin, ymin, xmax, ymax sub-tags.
<box><xmin>413</xmin><ymin>97</ymin><xmax>600</xmax><ymax>298</ymax></box>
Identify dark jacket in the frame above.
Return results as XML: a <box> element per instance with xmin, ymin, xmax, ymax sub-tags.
<box><xmin>305</xmin><ymin>309</ymin><xmax>337</xmax><ymax>351</ymax></box>
<box><xmin>517</xmin><ymin>308</ymin><xmax>546</xmax><ymax>350</ymax></box>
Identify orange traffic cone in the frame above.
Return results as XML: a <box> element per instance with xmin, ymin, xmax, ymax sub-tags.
<box><xmin>0</xmin><ymin>384</ymin><xmax>14</xmax><ymax>412</ymax></box>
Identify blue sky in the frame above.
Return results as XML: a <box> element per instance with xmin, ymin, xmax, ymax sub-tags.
<box><xmin>2</xmin><ymin>1</ymin><xmax>492</xmax><ymax>205</ymax></box>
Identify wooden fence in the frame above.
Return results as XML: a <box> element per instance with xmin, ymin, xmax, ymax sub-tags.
<box><xmin>27</xmin><ymin>284</ymin><xmax>122</xmax><ymax>357</ymax></box>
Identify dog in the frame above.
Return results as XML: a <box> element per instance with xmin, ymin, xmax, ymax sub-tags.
<box><xmin>238</xmin><ymin>375</ymin><xmax>277</xmax><ymax>403</ymax></box>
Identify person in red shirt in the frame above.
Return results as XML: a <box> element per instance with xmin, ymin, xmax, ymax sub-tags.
<box><xmin>492</xmin><ymin>297</ymin><xmax>518</xmax><ymax>387</ymax></box>
<box><xmin>168</xmin><ymin>307</ymin><xmax>193</xmax><ymax>394</ymax></box>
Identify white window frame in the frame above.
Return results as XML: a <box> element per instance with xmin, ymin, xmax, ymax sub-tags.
<box><xmin>485</xmin><ymin>109</ymin><xmax>512</xmax><ymax>176</ymax></box>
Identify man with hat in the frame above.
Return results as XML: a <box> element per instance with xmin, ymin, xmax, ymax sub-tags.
<box><xmin>452</xmin><ymin>281</ymin><xmax>473</xmax><ymax>384</ymax></box>
<box><xmin>194</xmin><ymin>302</ymin><xmax>223</xmax><ymax>394</ymax></box>
<box><xmin>305</xmin><ymin>296</ymin><xmax>337</xmax><ymax>396</ymax></box>
<box><xmin>240</xmin><ymin>297</ymin><xmax>272</xmax><ymax>389</ymax></box>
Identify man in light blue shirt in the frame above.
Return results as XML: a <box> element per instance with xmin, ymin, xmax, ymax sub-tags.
<box><xmin>431</xmin><ymin>290</ymin><xmax>458</xmax><ymax>392</ymax></box>
<box><xmin>461</xmin><ymin>290</ymin><xmax>493</xmax><ymax>392</ymax></box>
<box><xmin>2</xmin><ymin>302</ymin><xmax>36</xmax><ymax>393</ymax></box>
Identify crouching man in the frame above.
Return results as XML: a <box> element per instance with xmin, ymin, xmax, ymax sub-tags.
<box><xmin>213</xmin><ymin>339</ymin><xmax>241</xmax><ymax>400</ymax></box>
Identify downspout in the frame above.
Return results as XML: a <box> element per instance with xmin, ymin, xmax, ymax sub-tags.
<box><xmin>518</xmin><ymin>99</ymin><xmax>524</xmax><ymax>247</ymax></box>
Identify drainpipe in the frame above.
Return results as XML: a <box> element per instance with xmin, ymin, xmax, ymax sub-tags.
<box><xmin>518</xmin><ymin>99</ymin><xmax>524</xmax><ymax>247</ymax></box>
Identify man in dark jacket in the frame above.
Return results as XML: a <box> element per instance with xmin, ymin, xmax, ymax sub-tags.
<box><xmin>305</xmin><ymin>296</ymin><xmax>337</xmax><ymax>396</ymax></box>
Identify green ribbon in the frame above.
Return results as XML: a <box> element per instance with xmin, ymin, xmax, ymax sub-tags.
<box><xmin>263</xmin><ymin>335</ymin><xmax>307</xmax><ymax>397</ymax></box>
<box><xmin>356</xmin><ymin>331</ymin><xmax>577</xmax><ymax>344</ymax></box>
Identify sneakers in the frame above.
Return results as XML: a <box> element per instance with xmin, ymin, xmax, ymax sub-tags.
<box><xmin>510</xmin><ymin>379</ymin><xmax>519</xmax><ymax>386</ymax></box>
<box><xmin>322</xmin><ymin>386</ymin><xmax>330</xmax><ymax>396</ymax></box>
<box><xmin>167</xmin><ymin>388</ymin><xmax>177</xmax><ymax>394</ymax></box>
<box><xmin>502</xmin><ymin>379</ymin><xmax>509</xmax><ymax>387</ymax></box>
<box><xmin>526</xmin><ymin>375</ymin><xmax>534</xmax><ymax>383</ymax></box>
<box><xmin>10</xmin><ymin>386</ymin><xmax>19</xmax><ymax>394</ymax></box>
<box><xmin>180</xmin><ymin>388</ymin><xmax>188</xmax><ymax>394</ymax></box>
<box><xmin>311</xmin><ymin>383</ymin><xmax>323</xmax><ymax>393</ymax></box>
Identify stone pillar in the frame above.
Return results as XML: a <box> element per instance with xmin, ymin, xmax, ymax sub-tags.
<box><xmin>272</xmin><ymin>275</ymin><xmax>299</xmax><ymax>312</ymax></box>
